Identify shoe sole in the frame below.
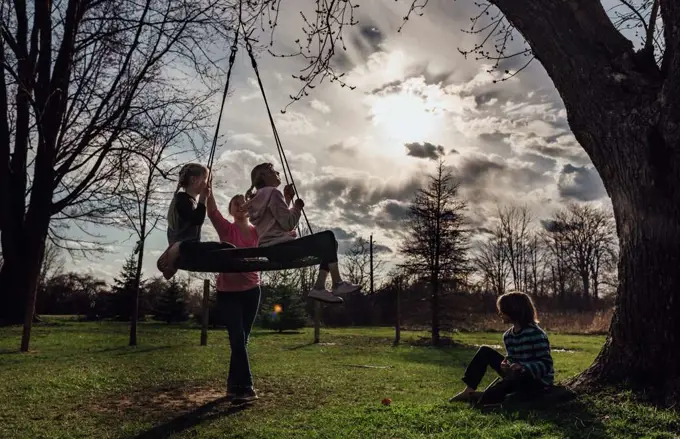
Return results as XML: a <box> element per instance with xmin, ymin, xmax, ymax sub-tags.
<box><xmin>231</xmin><ymin>396</ymin><xmax>258</xmax><ymax>405</ymax></box>
<box><xmin>333</xmin><ymin>285</ymin><xmax>361</xmax><ymax>295</ymax></box>
<box><xmin>308</xmin><ymin>293</ymin><xmax>344</xmax><ymax>304</ymax></box>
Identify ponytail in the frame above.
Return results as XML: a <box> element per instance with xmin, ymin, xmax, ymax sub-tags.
<box><xmin>245</xmin><ymin>185</ymin><xmax>256</xmax><ymax>201</ymax></box>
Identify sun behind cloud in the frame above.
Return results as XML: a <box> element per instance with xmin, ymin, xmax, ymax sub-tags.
<box><xmin>369</xmin><ymin>91</ymin><xmax>442</xmax><ymax>147</ymax></box>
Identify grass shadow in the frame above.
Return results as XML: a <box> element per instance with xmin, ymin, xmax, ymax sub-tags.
<box><xmin>286</xmin><ymin>342</ymin><xmax>317</xmax><ymax>351</ymax></box>
<box><xmin>487</xmin><ymin>396</ymin><xmax>606</xmax><ymax>439</ymax></box>
<box><xmin>130</xmin><ymin>397</ymin><xmax>249</xmax><ymax>439</ymax></box>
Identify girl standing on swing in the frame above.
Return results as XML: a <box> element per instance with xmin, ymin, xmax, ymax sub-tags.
<box><xmin>245</xmin><ymin>162</ymin><xmax>360</xmax><ymax>303</ymax></box>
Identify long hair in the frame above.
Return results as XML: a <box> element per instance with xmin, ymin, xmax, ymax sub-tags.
<box><xmin>496</xmin><ymin>291</ymin><xmax>539</xmax><ymax>328</ymax></box>
<box><xmin>245</xmin><ymin>162</ymin><xmax>273</xmax><ymax>200</ymax></box>
<box><xmin>175</xmin><ymin>163</ymin><xmax>208</xmax><ymax>194</ymax></box>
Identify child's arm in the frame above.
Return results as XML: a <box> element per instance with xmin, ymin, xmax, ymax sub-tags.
<box><xmin>268</xmin><ymin>189</ymin><xmax>301</xmax><ymax>232</ymax></box>
<box><xmin>176</xmin><ymin>193</ymin><xmax>206</xmax><ymax>225</ymax></box>
<box><xmin>207</xmin><ymin>194</ymin><xmax>233</xmax><ymax>240</ymax></box>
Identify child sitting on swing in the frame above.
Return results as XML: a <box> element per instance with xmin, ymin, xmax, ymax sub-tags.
<box><xmin>449</xmin><ymin>291</ymin><xmax>554</xmax><ymax>406</ymax></box>
<box><xmin>245</xmin><ymin>162</ymin><xmax>360</xmax><ymax>304</ymax></box>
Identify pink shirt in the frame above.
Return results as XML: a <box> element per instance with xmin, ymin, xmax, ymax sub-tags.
<box><xmin>207</xmin><ymin>208</ymin><xmax>260</xmax><ymax>292</ymax></box>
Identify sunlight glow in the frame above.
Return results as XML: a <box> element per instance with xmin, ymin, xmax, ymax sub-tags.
<box><xmin>369</xmin><ymin>93</ymin><xmax>443</xmax><ymax>145</ymax></box>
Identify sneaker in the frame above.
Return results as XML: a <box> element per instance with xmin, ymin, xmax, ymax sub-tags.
<box><xmin>156</xmin><ymin>242</ymin><xmax>180</xmax><ymax>280</ymax></box>
<box><xmin>449</xmin><ymin>390</ymin><xmax>482</xmax><ymax>403</ymax></box>
<box><xmin>232</xmin><ymin>388</ymin><xmax>258</xmax><ymax>404</ymax></box>
<box><xmin>308</xmin><ymin>288</ymin><xmax>344</xmax><ymax>304</ymax></box>
<box><xmin>332</xmin><ymin>281</ymin><xmax>361</xmax><ymax>295</ymax></box>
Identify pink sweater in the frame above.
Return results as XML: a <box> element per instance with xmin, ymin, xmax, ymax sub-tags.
<box><xmin>207</xmin><ymin>208</ymin><xmax>260</xmax><ymax>292</ymax></box>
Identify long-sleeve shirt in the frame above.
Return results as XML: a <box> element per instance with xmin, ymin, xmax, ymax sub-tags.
<box><xmin>207</xmin><ymin>206</ymin><xmax>260</xmax><ymax>292</ymax></box>
<box><xmin>166</xmin><ymin>192</ymin><xmax>205</xmax><ymax>245</ymax></box>
<box><xmin>503</xmin><ymin>323</ymin><xmax>554</xmax><ymax>385</ymax></box>
<box><xmin>247</xmin><ymin>186</ymin><xmax>301</xmax><ymax>247</ymax></box>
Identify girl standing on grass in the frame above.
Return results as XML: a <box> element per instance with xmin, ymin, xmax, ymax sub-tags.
<box><xmin>207</xmin><ymin>191</ymin><xmax>260</xmax><ymax>404</ymax></box>
<box><xmin>245</xmin><ymin>162</ymin><xmax>360</xmax><ymax>304</ymax></box>
<box><xmin>449</xmin><ymin>291</ymin><xmax>554</xmax><ymax>406</ymax></box>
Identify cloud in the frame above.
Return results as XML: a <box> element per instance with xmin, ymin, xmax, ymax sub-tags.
<box><xmin>405</xmin><ymin>142</ymin><xmax>445</xmax><ymax>160</ymax></box>
<box><xmin>327</xmin><ymin>142</ymin><xmax>357</xmax><ymax>156</ymax></box>
<box><xmin>557</xmin><ymin>164</ymin><xmax>607</xmax><ymax>201</ymax></box>
<box><xmin>275</xmin><ymin>111</ymin><xmax>317</xmax><ymax>136</ymax></box>
<box><xmin>310</xmin><ymin>99</ymin><xmax>331</xmax><ymax>114</ymax></box>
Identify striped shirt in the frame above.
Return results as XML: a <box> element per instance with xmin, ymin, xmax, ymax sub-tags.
<box><xmin>503</xmin><ymin>323</ymin><xmax>554</xmax><ymax>385</ymax></box>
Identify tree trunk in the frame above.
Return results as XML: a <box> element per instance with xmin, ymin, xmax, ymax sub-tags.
<box><xmin>394</xmin><ymin>281</ymin><xmax>401</xmax><ymax>346</ymax></box>
<box><xmin>129</xmin><ymin>244</ymin><xmax>144</xmax><ymax>347</ymax></box>
<box><xmin>431</xmin><ymin>272</ymin><xmax>440</xmax><ymax>346</ymax></box>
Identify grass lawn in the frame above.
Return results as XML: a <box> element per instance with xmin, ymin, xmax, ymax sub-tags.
<box><xmin>0</xmin><ymin>319</ymin><xmax>678</xmax><ymax>439</ymax></box>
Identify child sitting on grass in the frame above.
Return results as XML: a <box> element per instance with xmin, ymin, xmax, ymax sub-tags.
<box><xmin>449</xmin><ymin>291</ymin><xmax>554</xmax><ymax>406</ymax></box>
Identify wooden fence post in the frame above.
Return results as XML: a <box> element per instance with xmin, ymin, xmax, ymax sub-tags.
<box><xmin>200</xmin><ymin>279</ymin><xmax>210</xmax><ymax>346</ymax></box>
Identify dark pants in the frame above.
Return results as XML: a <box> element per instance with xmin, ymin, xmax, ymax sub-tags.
<box><xmin>216</xmin><ymin>287</ymin><xmax>261</xmax><ymax>392</ymax></box>
<box><xmin>265</xmin><ymin>230</ymin><xmax>338</xmax><ymax>271</ymax></box>
<box><xmin>463</xmin><ymin>346</ymin><xmax>546</xmax><ymax>404</ymax></box>
<box><xmin>177</xmin><ymin>231</ymin><xmax>338</xmax><ymax>272</ymax></box>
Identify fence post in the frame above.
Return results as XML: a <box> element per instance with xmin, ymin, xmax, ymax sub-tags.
<box><xmin>313</xmin><ymin>302</ymin><xmax>321</xmax><ymax>343</ymax></box>
<box><xmin>201</xmin><ymin>279</ymin><xmax>210</xmax><ymax>346</ymax></box>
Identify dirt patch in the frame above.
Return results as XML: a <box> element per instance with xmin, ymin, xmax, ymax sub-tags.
<box><xmin>91</xmin><ymin>385</ymin><xmax>227</xmax><ymax>416</ymax></box>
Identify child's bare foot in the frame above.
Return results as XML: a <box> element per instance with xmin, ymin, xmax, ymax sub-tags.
<box><xmin>157</xmin><ymin>242</ymin><xmax>181</xmax><ymax>280</ymax></box>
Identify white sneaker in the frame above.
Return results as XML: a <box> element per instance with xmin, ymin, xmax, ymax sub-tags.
<box><xmin>332</xmin><ymin>281</ymin><xmax>361</xmax><ymax>295</ymax></box>
<box><xmin>308</xmin><ymin>288</ymin><xmax>344</xmax><ymax>304</ymax></box>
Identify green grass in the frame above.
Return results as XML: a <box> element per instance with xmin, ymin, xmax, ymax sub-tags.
<box><xmin>0</xmin><ymin>319</ymin><xmax>678</xmax><ymax>439</ymax></box>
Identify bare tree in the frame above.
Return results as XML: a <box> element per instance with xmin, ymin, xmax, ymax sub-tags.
<box><xmin>118</xmin><ymin>101</ymin><xmax>207</xmax><ymax>346</ymax></box>
<box><xmin>0</xmin><ymin>0</ymin><xmax>238</xmax><ymax>352</ymax></box>
<box><xmin>401</xmin><ymin>160</ymin><xmax>469</xmax><ymax>346</ymax></box>
<box><xmin>38</xmin><ymin>241</ymin><xmax>65</xmax><ymax>289</ymax></box>
<box><xmin>473</xmin><ymin>231</ymin><xmax>510</xmax><ymax>296</ymax></box>
<box><xmin>548</xmin><ymin>204</ymin><xmax>618</xmax><ymax>306</ymax></box>
<box><xmin>342</xmin><ymin>237</ymin><xmax>386</xmax><ymax>292</ymax></box>
<box><xmin>497</xmin><ymin>205</ymin><xmax>532</xmax><ymax>292</ymax></box>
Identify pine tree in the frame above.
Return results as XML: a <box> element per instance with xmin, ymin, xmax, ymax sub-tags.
<box><xmin>260</xmin><ymin>285</ymin><xmax>307</xmax><ymax>332</ymax></box>
<box><xmin>154</xmin><ymin>277</ymin><xmax>190</xmax><ymax>323</ymax></box>
<box><xmin>111</xmin><ymin>255</ymin><xmax>140</xmax><ymax>321</ymax></box>
<box><xmin>400</xmin><ymin>160</ymin><xmax>470</xmax><ymax>346</ymax></box>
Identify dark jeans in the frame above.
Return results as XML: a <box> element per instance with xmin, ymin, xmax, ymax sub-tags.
<box><xmin>265</xmin><ymin>230</ymin><xmax>338</xmax><ymax>271</ymax></box>
<box><xmin>463</xmin><ymin>346</ymin><xmax>546</xmax><ymax>404</ymax></box>
<box><xmin>177</xmin><ymin>230</ymin><xmax>338</xmax><ymax>272</ymax></box>
<box><xmin>216</xmin><ymin>287</ymin><xmax>261</xmax><ymax>392</ymax></box>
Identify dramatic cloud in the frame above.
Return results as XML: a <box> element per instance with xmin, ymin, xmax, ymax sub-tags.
<box><xmin>405</xmin><ymin>142</ymin><xmax>445</xmax><ymax>160</ymax></box>
<box><xmin>558</xmin><ymin>164</ymin><xmax>607</xmax><ymax>202</ymax></box>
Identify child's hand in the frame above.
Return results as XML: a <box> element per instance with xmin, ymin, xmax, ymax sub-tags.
<box><xmin>283</xmin><ymin>184</ymin><xmax>295</xmax><ymax>204</ymax></box>
<box><xmin>294</xmin><ymin>198</ymin><xmax>305</xmax><ymax>210</ymax></box>
<box><xmin>500</xmin><ymin>359</ymin><xmax>511</xmax><ymax>373</ymax></box>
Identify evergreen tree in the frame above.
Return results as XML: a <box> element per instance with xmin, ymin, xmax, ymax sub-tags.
<box><xmin>111</xmin><ymin>256</ymin><xmax>141</xmax><ymax>321</ymax></box>
<box><xmin>259</xmin><ymin>285</ymin><xmax>307</xmax><ymax>332</ymax></box>
<box><xmin>154</xmin><ymin>277</ymin><xmax>190</xmax><ymax>323</ymax></box>
<box><xmin>400</xmin><ymin>160</ymin><xmax>470</xmax><ymax>346</ymax></box>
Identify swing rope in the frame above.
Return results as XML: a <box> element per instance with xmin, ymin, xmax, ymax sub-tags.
<box><xmin>205</xmin><ymin>0</ymin><xmax>313</xmax><ymax>235</ymax></box>
<box><xmin>244</xmin><ymin>37</ymin><xmax>313</xmax><ymax>235</ymax></box>
<box><xmin>206</xmin><ymin>4</ymin><xmax>242</xmax><ymax>173</ymax></box>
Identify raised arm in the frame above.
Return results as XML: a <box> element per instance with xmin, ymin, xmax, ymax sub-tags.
<box><xmin>268</xmin><ymin>189</ymin><xmax>301</xmax><ymax>232</ymax></box>
<box><xmin>207</xmin><ymin>194</ymin><xmax>234</xmax><ymax>240</ymax></box>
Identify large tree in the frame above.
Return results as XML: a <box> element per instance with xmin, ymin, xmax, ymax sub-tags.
<box><xmin>421</xmin><ymin>0</ymin><xmax>678</xmax><ymax>400</ymax></box>
<box><xmin>0</xmin><ymin>0</ymin><xmax>234</xmax><ymax>350</ymax></box>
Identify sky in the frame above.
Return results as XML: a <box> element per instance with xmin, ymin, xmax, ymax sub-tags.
<box><xmin>64</xmin><ymin>0</ymin><xmax>615</xmax><ymax>284</ymax></box>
